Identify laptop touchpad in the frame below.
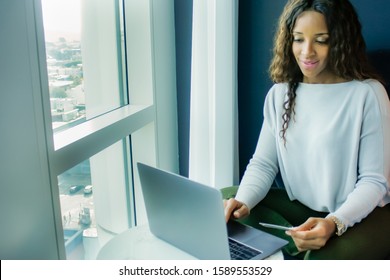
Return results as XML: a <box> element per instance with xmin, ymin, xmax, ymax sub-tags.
<box><xmin>227</xmin><ymin>221</ymin><xmax>260</xmax><ymax>242</ymax></box>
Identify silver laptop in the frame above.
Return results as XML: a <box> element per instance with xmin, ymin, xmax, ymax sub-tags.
<box><xmin>137</xmin><ymin>162</ymin><xmax>288</xmax><ymax>260</ymax></box>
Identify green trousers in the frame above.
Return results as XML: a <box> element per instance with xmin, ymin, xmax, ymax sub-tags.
<box><xmin>222</xmin><ymin>186</ymin><xmax>390</xmax><ymax>260</ymax></box>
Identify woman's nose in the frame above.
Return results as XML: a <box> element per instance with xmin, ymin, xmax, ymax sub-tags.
<box><xmin>302</xmin><ymin>42</ymin><xmax>314</xmax><ymax>56</ymax></box>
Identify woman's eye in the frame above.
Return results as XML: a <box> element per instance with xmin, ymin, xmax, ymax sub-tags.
<box><xmin>316</xmin><ymin>38</ymin><xmax>329</xmax><ymax>44</ymax></box>
<box><xmin>293</xmin><ymin>38</ymin><xmax>303</xmax><ymax>42</ymax></box>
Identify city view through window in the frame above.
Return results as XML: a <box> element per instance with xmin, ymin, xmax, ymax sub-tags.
<box><xmin>42</xmin><ymin>0</ymin><xmax>94</xmax><ymax>259</ymax></box>
<box><xmin>46</xmin><ymin>37</ymin><xmax>85</xmax><ymax>133</ymax></box>
<box><xmin>41</xmin><ymin>0</ymin><xmax>145</xmax><ymax>259</ymax></box>
<box><xmin>42</xmin><ymin>0</ymin><xmax>85</xmax><ymax>133</ymax></box>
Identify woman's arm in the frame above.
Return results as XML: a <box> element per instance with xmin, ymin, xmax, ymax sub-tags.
<box><xmin>330</xmin><ymin>80</ymin><xmax>390</xmax><ymax>229</ymax></box>
<box><xmin>235</xmin><ymin>88</ymin><xmax>281</xmax><ymax>210</ymax></box>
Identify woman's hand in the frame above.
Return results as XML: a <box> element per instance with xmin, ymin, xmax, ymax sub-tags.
<box><xmin>286</xmin><ymin>217</ymin><xmax>336</xmax><ymax>251</ymax></box>
<box><xmin>223</xmin><ymin>198</ymin><xmax>250</xmax><ymax>222</ymax></box>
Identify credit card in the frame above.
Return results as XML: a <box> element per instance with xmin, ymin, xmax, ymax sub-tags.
<box><xmin>259</xmin><ymin>222</ymin><xmax>293</xmax><ymax>231</ymax></box>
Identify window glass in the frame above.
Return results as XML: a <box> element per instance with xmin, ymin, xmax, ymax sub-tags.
<box><xmin>59</xmin><ymin>159</ymin><xmax>95</xmax><ymax>259</ymax></box>
<box><xmin>41</xmin><ymin>0</ymin><xmax>127</xmax><ymax>134</ymax></box>
<box><xmin>59</xmin><ymin>139</ymin><xmax>133</xmax><ymax>260</ymax></box>
<box><xmin>41</xmin><ymin>0</ymin><xmax>133</xmax><ymax>260</ymax></box>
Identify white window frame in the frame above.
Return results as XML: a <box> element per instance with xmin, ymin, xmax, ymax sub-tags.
<box><xmin>39</xmin><ymin>0</ymin><xmax>178</xmax><ymax>259</ymax></box>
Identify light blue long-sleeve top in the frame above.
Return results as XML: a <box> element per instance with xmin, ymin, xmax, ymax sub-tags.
<box><xmin>235</xmin><ymin>79</ymin><xmax>390</xmax><ymax>228</ymax></box>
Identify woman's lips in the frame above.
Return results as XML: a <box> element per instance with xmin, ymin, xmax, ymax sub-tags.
<box><xmin>301</xmin><ymin>60</ymin><xmax>319</xmax><ymax>69</ymax></box>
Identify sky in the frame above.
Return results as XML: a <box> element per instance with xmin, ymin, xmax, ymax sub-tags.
<box><xmin>41</xmin><ymin>0</ymin><xmax>81</xmax><ymax>41</ymax></box>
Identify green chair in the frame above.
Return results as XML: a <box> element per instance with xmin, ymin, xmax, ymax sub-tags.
<box><xmin>220</xmin><ymin>185</ymin><xmax>239</xmax><ymax>201</ymax></box>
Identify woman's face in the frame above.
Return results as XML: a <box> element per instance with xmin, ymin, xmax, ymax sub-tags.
<box><xmin>292</xmin><ymin>11</ymin><xmax>336</xmax><ymax>83</ymax></box>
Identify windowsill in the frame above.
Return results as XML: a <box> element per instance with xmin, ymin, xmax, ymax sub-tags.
<box><xmin>51</xmin><ymin>104</ymin><xmax>154</xmax><ymax>174</ymax></box>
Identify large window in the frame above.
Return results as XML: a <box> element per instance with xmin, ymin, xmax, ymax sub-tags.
<box><xmin>38</xmin><ymin>0</ymin><xmax>178</xmax><ymax>259</ymax></box>
<box><xmin>42</xmin><ymin>0</ymin><xmax>128</xmax><ymax>134</ymax></box>
<box><xmin>41</xmin><ymin>0</ymin><xmax>131</xmax><ymax>259</ymax></box>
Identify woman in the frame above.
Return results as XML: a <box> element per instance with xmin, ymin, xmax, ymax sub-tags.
<box><xmin>224</xmin><ymin>0</ymin><xmax>390</xmax><ymax>259</ymax></box>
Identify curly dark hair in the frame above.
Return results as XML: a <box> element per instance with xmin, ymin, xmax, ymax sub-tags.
<box><xmin>269</xmin><ymin>0</ymin><xmax>382</xmax><ymax>143</ymax></box>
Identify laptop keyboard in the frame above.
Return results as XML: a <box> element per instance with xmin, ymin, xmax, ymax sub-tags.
<box><xmin>228</xmin><ymin>238</ymin><xmax>262</xmax><ymax>260</ymax></box>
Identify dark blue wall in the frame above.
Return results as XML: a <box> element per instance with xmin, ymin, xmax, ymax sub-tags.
<box><xmin>353</xmin><ymin>0</ymin><xmax>390</xmax><ymax>95</ymax></box>
<box><xmin>353</xmin><ymin>0</ymin><xmax>390</xmax><ymax>51</ymax></box>
<box><xmin>174</xmin><ymin>0</ymin><xmax>193</xmax><ymax>177</ymax></box>
<box><xmin>237</xmin><ymin>0</ymin><xmax>286</xmax><ymax>178</ymax></box>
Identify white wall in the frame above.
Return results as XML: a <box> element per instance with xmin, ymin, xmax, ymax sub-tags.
<box><xmin>0</xmin><ymin>0</ymin><xmax>59</xmax><ymax>259</ymax></box>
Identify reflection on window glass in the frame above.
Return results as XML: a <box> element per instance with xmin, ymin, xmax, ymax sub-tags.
<box><xmin>41</xmin><ymin>0</ymin><xmax>127</xmax><ymax>134</ymax></box>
